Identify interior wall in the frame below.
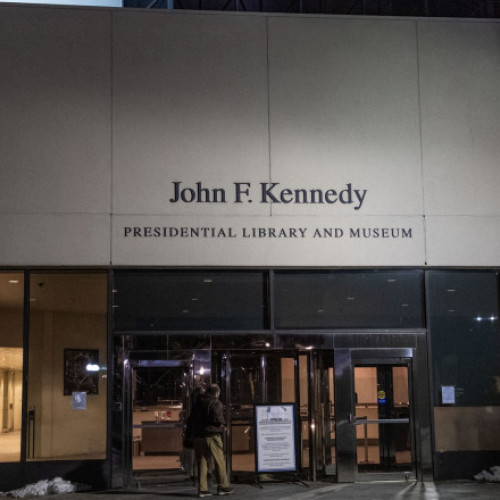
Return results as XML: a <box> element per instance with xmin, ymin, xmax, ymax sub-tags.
<box><xmin>28</xmin><ymin>310</ymin><xmax>107</xmax><ymax>459</ymax></box>
<box><xmin>434</xmin><ymin>407</ymin><xmax>500</xmax><ymax>451</ymax></box>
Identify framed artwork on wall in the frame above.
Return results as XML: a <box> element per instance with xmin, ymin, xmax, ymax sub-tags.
<box><xmin>64</xmin><ymin>348</ymin><xmax>99</xmax><ymax>395</ymax></box>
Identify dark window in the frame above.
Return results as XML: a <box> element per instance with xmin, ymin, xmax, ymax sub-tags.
<box><xmin>274</xmin><ymin>270</ymin><xmax>424</xmax><ymax>329</ymax></box>
<box><xmin>428</xmin><ymin>271</ymin><xmax>500</xmax><ymax>406</ymax></box>
<box><xmin>113</xmin><ymin>271</ymin><xmax>268</xmax><ymax>331</ymax></box>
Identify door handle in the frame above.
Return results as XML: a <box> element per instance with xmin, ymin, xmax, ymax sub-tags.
<box><xmin>351</xmin><ymin>415</ymin><xmax>368</xmax><ymax>425</ymax></box>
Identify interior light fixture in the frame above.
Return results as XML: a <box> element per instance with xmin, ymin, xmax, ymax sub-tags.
<box><xmin>387</xmin><ymin>279</ymin><xmax>396</xmax><ymax>283</ymax></box>
<box><xmin>8</xmin><ymin>279</ymin><xmax>19</xmax><ymax>284</ymax></box>
<box><xmin>401</xmin><ymin>303</ymin><xmax>409</xmax><ymax>307</ymax></box>
<box><xmin>182</xmin><ymin>309</ymin><xmax>189</xmax><ymax>314</ymax></box>
<box><xmin>447</xmin><ymin>289</ymin><xmax>456</xmax><ymax>292</ymax></box>
<box><xmin>347</xmin><ymin>297</ymin><xmax>355</xmax><ymax>300</ymax></box>
<box><xmin>203</xmin><ymin>278</ymin><xmax>213</xmax><ymax>283</ymax></box>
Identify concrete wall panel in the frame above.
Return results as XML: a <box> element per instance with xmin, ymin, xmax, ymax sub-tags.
<box><xmin>426</xmin><ymin>215</ymin><xmax>500</xmax><ymax>266</ymax></box>
<box><xmin>112</xmin><ymin>214</ymin><xmax>425</xmax><ymax>266</ymax></box>
<box><xmin>419</xmin><ymin>21</ymin><xmax>500</xmax><ymax>216</ymax></box>
<box><xmin>268</xmin><ymin>17</ymin><xmax>422</xmax><ymax>217</ymax></box>
<box><xmin>112</xmin><ymin>11</ymin><xmax>270</xmax><ymax>216</ymax></box>
<box><xmin>0</xmin><ymin>6</ymin><xmax>112</xmax><ymax>215</ymax></box>
<box><xmin>0</xmin><ymin>214</ymin><xmax>110</xmax><ymax>265</ymax></box>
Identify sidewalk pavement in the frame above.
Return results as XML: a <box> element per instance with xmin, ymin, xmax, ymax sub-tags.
<box><xmin>3</xmin><ymin>480</ymin><xmax>500</xmax><ymax>500</ymax></box>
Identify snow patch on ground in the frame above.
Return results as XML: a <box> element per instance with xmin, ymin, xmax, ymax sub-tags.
<box><xmin>474</xmin><ymin>465</ymin><xmax>500</xmax><ymax>482</ymax></box>
<box><xmin>0</xmin><ymin>477</ymin><xmax>79</xmax><ymax>498</ymax></box>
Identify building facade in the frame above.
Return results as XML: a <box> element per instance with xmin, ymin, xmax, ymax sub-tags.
<box><xmin>0</xmin><ymin>2</ymin><xmax>500</xmax><ymax>491</ymax></box>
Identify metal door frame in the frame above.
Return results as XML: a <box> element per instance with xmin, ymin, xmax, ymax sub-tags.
<box><xmin>121</xmin><ymin>351</ymin><xmax>197</xmax><ymax>488</ymax></box>
<box><xmin>214</xmin><ymin>350</ymin><xmax>301</xmax><ymax>480</ymax></box>
<box><xmin>334</xmin><ymin>338</ymin><xmax>433</xmax><ymax>482</ymax></box>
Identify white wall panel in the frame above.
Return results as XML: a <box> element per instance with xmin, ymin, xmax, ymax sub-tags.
<box><xmin>426</xmin><ymin>216</ymin><xmax>500</xmax><ymax>266</ymax></box>
<box><xmin>0</xmin><ymin>7</ymin><xmax>112</xmax><ymax>215</ymax></box>
<box><xmin>112</xmin><ymin>214</ymin><xmax>424</xmax><ymax>266</ymax></box>
<box><xmin>419</xmin><ymin>20</ymin><xmax>500</xmax><ymax>216</ymax></box>
<box><xmin>0</xmin><ymin>215</ymin><xmax>110</xmax><ymax>266</ymax></box>
<box><xmin>268</xmin><ymin>17</ymin><xmax>422</xmax><ymax>217</ymax></box>
<box><xmin>112</xmin><ymin>11</ymin><xmax>270</xmax><ymax>216</ymax></box>
<box><xmin>1</xmin><ymin>4</ymin><xmax>500</xmax><ymax>268</ymax></box>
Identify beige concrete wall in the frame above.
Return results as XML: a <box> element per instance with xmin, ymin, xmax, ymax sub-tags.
<box><xmin>434</xmin><ymin>406</ymin><xmax>500</xmax><ymax>451</ymax></box>
<box><xmin>28</xmin><ymin>310</ymin><xmax>107</xmax><ymax>459</ymax></box>
<box><xmin>0</xmin><ymin>5</ymin><xmax>111</xmax><ymax>266</ymax></box>
<box><xmin>0</xmin><ymin>5</ymin><xmax>499</xmax><ymax>266</ymax></box>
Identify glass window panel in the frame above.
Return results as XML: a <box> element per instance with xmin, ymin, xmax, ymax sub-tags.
<box><xmin>275</xmin><ymin>270</ymin><xmax>424</xmax><ymax>329</ymax></box>
<box><xmin>27</xmin><ymin>273</ymin><xmax>107</xmax><ymax>460</ymax></box>
<box><xmin>428</xmin><ymin>270</ymin><xmax>500</xmax><ymax>406</ymax></box>
<box><xmin>0</xmin><ymin>272</ymin><xmax>24</xmax><ymax>463</ymax></box>
<box><xmin>113</xmin><ymin>271</ymin><xmax>268</xmax><ymax>331</ymax></box>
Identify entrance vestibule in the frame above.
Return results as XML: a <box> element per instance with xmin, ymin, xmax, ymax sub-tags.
<box><xmin>117</xmin><ymin>335</ymin><xmax>431</xmax><ymax>490</ymax></box>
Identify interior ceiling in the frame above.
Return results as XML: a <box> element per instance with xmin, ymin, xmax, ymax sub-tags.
<box><xmin>124</xmin><ymin>0</ymin><xmax>500</xmax><ymax>18</ymax></box>
<box><xmin>0</xmin><ymin>273</ymin><xmax>107</xmax><ymax>314</ymax></box>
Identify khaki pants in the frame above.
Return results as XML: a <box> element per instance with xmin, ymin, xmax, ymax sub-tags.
<box><xmin>194</xmin><ymin>435</ymin><xmax>229</xmax><ymax>492</ymax></box>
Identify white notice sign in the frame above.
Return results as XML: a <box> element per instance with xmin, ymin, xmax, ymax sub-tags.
<box><xmin>255</xmin><ymin>404</ymin><xmax>296</xmax><ymax>473</ymax></box>
<box><xmin>441</xmin><ymin>385</ymin><xmax>456</xmax><ymax>405</ymax></box>
<box><xmin>72</xmin><ymin>391</ymin><xmax>87</xmax><ymax>410</ymax></box>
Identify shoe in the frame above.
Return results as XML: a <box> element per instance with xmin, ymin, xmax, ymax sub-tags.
<box><xmin>198</xmin><ymin>491</ymin><xmax>213</xmax><ymax>498</ymax></box>
<box><xmin>217</xmin><ymin>487</ymin><xmax>234</xmax><ymax>496</ymax></box>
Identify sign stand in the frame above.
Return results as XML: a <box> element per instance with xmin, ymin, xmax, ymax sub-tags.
<box><xmin>253</xmin><ymin>403</ymin><xmax>308</xmax><ymax>488</ymax></box>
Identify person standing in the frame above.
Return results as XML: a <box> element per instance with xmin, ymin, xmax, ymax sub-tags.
<box><xmin>190</xmin><ymin>383</ymin><xmax>234</xmax><ymax>497</ymax></box>
<box><xmin>183</xmin><ymin>384</ymin><xmax>206</xmax><ymax>483</ymax></box>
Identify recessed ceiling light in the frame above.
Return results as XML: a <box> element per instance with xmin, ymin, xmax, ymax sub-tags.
<box><xmin>447</xmin><ymin>289</ymin><xmax>456</xmax><ymax>292</ymax></box>
<box><xmin>203</xmin><ymin>279</ymin><xmax>213</xmax><ymax>283</ymax></box>
<box><xmin>347</xmin><ymin>297</ymin><xmax>355</xmax><ymax>300</ymax></box>
<box><xmin>8</xmin><ymin>280</ymin><xmax>19</xmax><ymax>284</ymax></box>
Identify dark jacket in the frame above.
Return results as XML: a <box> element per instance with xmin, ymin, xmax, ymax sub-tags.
<box><xmin>188</xmin><ymin>392</ymin><xmax>226</xmax><ymax>438</ymax></box>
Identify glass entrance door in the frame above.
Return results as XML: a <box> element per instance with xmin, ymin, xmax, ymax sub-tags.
<box><xmin>214</xmin><ymin>351</ymin><xmax>301</xmax><ymax>479</ymax></box>
<box><xmin>131</xmin><ymin>360</ymin><xmax>186</xmax><ymax>475</ymax></box>
<box><xmin>353</xmin><ymin>363</ymin><xmax>412</xmax><ymax>476</ymax></box>
<box><xmin>335</xmin><ymin>344</ymin><xmax>431</xmax><ymax>483</ymax></box>
<box><xmin>127</xmin><ymin>351</ymin><xmax>201</xmax><ymax>487</ymax></box>
<box><xmin>310</xmin><ymin>351</ymin><xmax>335</xmax><ymax>479</ymax></box>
